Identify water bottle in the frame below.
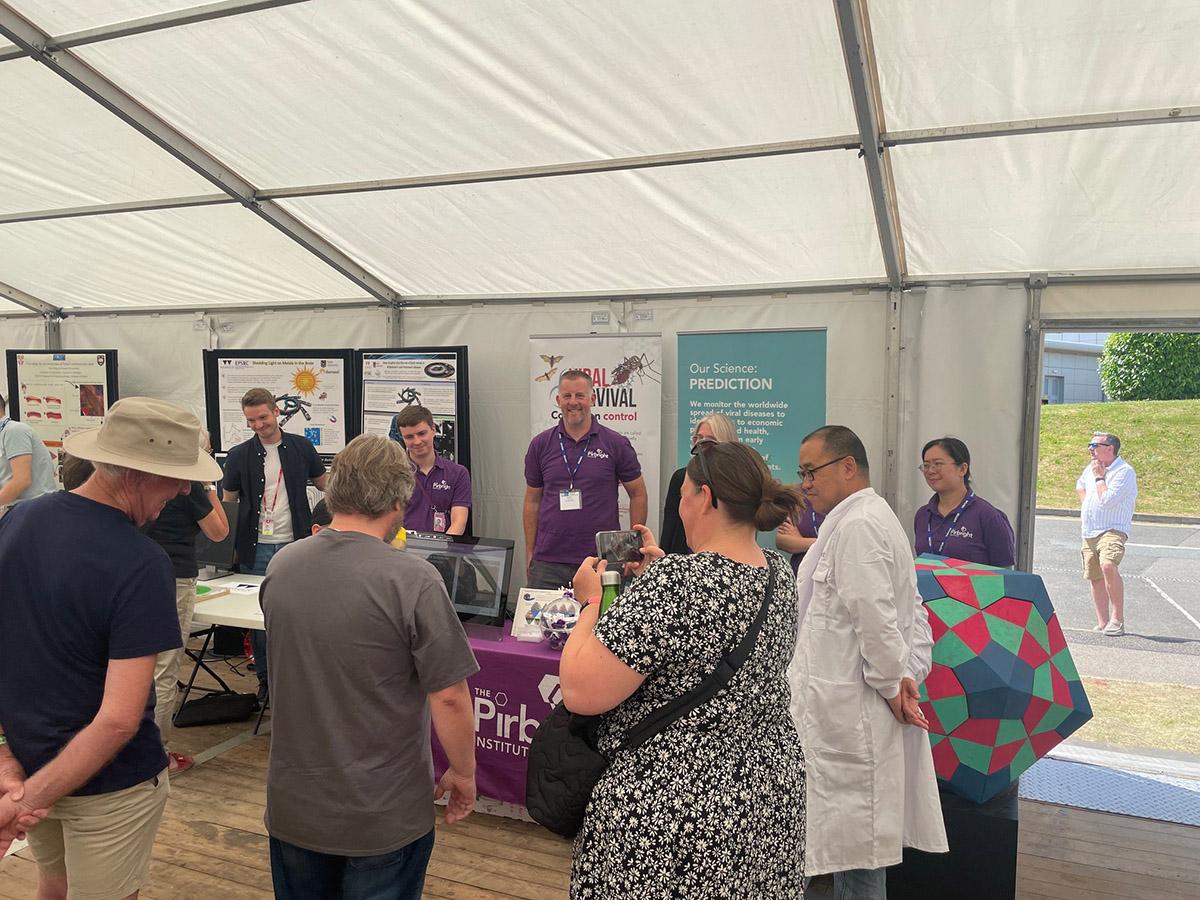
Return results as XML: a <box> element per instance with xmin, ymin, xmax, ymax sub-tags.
<box><xmin>600</xmin><ymin>570</ymin><xmax>621</xmax><ymax>616</ymax></box>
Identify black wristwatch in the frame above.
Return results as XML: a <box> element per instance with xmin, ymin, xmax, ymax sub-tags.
<box><xmin>1095</xmin><ymin>476</ymin><xmax>1105</xmax><ymax>482</ymax></box>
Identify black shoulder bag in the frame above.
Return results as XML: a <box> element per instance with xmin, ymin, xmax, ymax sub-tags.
<box><xmin>526</xmin><ymin>561</ymin><xmax>776</xmax><ymax>838</ymax></box>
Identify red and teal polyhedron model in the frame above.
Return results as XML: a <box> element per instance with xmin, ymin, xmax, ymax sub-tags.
<box><xmin>915</xmin><ymin>554</ymin><xmax>1093</xmax><ymax>804</ymax></box>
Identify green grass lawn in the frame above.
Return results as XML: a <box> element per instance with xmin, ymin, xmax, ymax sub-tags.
<box><xmin>1076</xmin><ymin>678</ymin><xmax>1200</xmax><ymax>754</ymax></box>
<box><xmin>1038</xmin><ymin>399</ymin><xmax>1199</xmax><ymax>517</ymax></box>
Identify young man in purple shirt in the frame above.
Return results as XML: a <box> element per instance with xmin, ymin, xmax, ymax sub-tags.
<box><xmin>523</xmin><ymin>369</ymin><xmax>648</xmax><ymax>590</ymax></box>
<box><xmin>395</xmin><ymin>405</ymin><xmax>472</xmax><ymax>535</ymax></box>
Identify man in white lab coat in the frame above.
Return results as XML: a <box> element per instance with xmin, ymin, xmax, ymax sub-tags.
<box><xmin>789</xmin><ymin>425</ymin><xmax>947</xmax><ymax>898</ymax></box>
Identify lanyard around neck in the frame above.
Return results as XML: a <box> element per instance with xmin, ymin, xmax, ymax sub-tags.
<box><xmin>557</xmin><ymin>430</ymin><xmax>592</xmax><ymax>490</ymax></box>
<box><xmin>927</xmin><ymin>491</ymin><xmax>974</xmax><ymax>555</ymax></box>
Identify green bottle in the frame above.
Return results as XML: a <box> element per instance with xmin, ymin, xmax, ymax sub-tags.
<box><xmin>599</xmin><ymin>571</ymin><xmax>621</xmax><ymax>616</ymax></box>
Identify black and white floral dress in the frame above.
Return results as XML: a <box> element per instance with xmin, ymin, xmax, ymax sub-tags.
<box><xmin>571</xmin><ymin>550</ymin><xmax>805</xmax><ymax>899</ymax></box>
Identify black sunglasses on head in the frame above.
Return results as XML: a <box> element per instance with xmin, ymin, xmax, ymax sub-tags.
<box><xmin>690</xmin><ymin>440</ymin><xmax>720</xmax><ymax>509</ymax></box>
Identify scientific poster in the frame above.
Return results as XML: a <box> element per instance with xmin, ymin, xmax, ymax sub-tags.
<box><xmin>203</xmin><ymin>350</ymin><xmax>352</xmax><ymax>454</ymax></box>
<box><xmin>676</xmin><ymin>328</ymin><xmax>826</xmax><ymax>481</ymax></box>
<box><xmin>6</xmin><ymin>350</ymin><xmax>119</xmax><ymax>447</ymax></box>
<box><xmin>529</xmin><ymin>333</ymin><xmax>662</xmax><ymax>534</ymax></box>
<box><xmin>357</xmin><ymin>347</ymin><xmax>470</xmax><ymax>467</ymax></box>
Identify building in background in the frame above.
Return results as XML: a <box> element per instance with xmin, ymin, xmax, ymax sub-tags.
<box><xmin>1043</xmin><ymin>333</ymin><xmax>1110</xmax><ymax>404</ymax></box>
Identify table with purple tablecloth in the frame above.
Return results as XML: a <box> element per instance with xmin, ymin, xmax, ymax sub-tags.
<box><xmin>432</xmin><ymin>626</ymin><xmax>562</xmax><ymax>808</ymax></box>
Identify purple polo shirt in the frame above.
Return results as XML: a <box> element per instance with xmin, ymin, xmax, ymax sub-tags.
<box><xmin>524</xmin><ymin>417</ymin><xmax>642</xmax><ymax>565</ymax></box>
<box><xmin>789</xmin><ymin>503</ymin><xmax>827</xmax><ymax>575</ymax></box>
<box><xmin>914</xmin><ymin>493</ymin><xmax>1015</xmax><ymax>567</ymax></box>
<box><xmin>404</xmin><ymin>456</ymin><xmax>472</xmax><ymax>533</ymax></box>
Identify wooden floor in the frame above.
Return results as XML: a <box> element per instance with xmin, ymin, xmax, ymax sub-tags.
<box><xmin>3</xmin><ymin>650</ymin><xmax>1197</xmax><ymax>898</ymax></box>
<box><xmin>0</xmin><ymin>651</ymin><xmax>570</xmax><ymax>899</ymax></box>
<box><xmin>1016</xmin><ymin>799</ymin><xmax>1200</xmax><ymax>899</ymax></box>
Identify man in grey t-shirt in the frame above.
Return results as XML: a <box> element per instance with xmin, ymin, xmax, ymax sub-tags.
<box><xmin>260</xmin><ymin>434</ymin><xmax>479</xmax><ymax>900</ymax></box>
<box><xmin>0</xmin><ymin>395</ymin><xmax>57</xmax><ymax>512</ymax></box>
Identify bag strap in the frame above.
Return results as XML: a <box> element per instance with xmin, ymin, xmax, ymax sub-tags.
<box><xmin>619</xmin><ymin>556</ymin><xmax>777</xmax><ymax>751</ymax></box>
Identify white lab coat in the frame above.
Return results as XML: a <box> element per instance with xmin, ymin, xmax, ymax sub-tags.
<box><xmin>788</xmin><ymin>487</ymin><xmax>947</xmax><ymax>876</ymax></box>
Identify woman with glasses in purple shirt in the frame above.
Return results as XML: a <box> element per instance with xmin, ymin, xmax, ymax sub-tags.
<box><xmin>914</xmin><ymin>437</ymin><xmax>1016</xmax><ymax>567</ymax></box>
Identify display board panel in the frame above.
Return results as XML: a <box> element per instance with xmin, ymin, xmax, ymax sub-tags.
<box><xmin>529</xmin><ymin>333</ymin><xmax>663</xmax><ymax>534</ymax></box>
<box><xmin>5</xmin><ymin>349</ymin><xmax>119</xmax><ymax>448</ymax></box>
<box><xmin>202</xmin><ymin>349</ymin><xmax>355</xmax><ymax>455</ymax></box>
<box><xmin>404</xmin><ymin>531</ymin><xmax>513</xmax><ymax>627</ymax></box>
<box><xmin>356</xmin><ymin>347</ymin><xmax>471</xmax><ymax>469</ymax></box>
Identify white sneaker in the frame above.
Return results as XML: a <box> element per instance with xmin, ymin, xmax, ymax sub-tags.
<box><xmin>1103</xmin><ymin>620</ymin><xmax>1125</xmax><ymax>636</ymax></box>
<box><xmin>1092</xmin><ymin>623</ymin><xmax>1106</xmax><ymax>632</ymax></box>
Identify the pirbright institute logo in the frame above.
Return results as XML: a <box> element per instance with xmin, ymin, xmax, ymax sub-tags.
<box><xmin>539</xmin><ymin>674</ymin><xmax>563</xmax><ymax>707</ymax></box>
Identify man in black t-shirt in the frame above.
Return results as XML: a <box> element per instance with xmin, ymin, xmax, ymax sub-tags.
<box><xmin>143</xmin><ymin>453</ymin><xmax>229</xmax><ymax>773</ymax></box>
<box><xmin>0</xmin><ymin>398</ymin><xmax>222</xmax><ymax>898</ymax></box>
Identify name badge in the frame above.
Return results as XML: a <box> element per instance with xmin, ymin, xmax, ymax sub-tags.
<box><xmin>559</xmin><ymin>489</ymin><xmax>583</xmax><ymax>511</ymax></box>
<box><xmin>432</xmin><ymin>510</ymin><xmax>448</xmax><ymax>533</ymax></box>
<box><xmin>260</xmin><ymin>514</ymin><xmax>275</xmax><ymax>537</ymax></box>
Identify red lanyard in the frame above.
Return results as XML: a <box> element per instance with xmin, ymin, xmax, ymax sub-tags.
<box><xmin>263</xmin><ymin>465</ymin><xmax>284</xmax><ymax>514</ymax></box>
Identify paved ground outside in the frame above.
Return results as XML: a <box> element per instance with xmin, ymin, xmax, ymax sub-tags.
<box><xmin>1032</xmin><ymin>514</ymin><xmax>1200</xmax><ymax>686</ymax></box>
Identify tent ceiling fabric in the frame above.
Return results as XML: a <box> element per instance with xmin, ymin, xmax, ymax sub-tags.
<box><xmin>0</xmin><ymin>205</ymin><xmax>369</xmax><ymax>308</ymax></box>
<box><xmin>279</xmin><ymin>153</ymin><xmax>884</xmax><ymax>295</ymax></box>
<box><xmin>7</xmin><ymin>1</ymin><xmax>195</xmax><ymax>33</ymax></box>
<box><xmin>1</xmin><ymin>59</ymin><xmax>215</xmax><ymax>215</ymax></box>
<box><xmin>894</xmin><ymin>123</ymin><xmax>1200</xmax><ymax>276</ymax></box>
<box><xmin>872</xmin><ymin>0</ymin><xmax>1200</xmax><ymax>130</ymax></box>
<box><xmin>1</xmin><ymin>0</ymin><xmax>1198</xmax><ymax>311</ymax></box>
<box><xmin>71</xmin><ymin>0</ymin><xmax>854</xmax><ymax>188</ymax></box>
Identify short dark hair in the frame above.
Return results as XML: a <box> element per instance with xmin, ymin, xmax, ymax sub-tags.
<box><xmin>802</xmin><ymin>425</ymin><xmax>869</xmax><ymax>474</ymax></box>
<box><xmin>394</xmin><ymin>405</ymin><xmax>435</xmax><ymax>430</ymax></box>
<box><xmin>684</xmin><ymin>441</ymin><xmax>803</xmax><ymax>531</ymax></box>
<box><xmin>241</xmin><ymin>388</ymin><xmax>277</xmax><ymax>410</ymax></box>
<box><xmin>61</xmin><ymin>454</ymin><xmax>95</xmax><ymax>491</ymax></box>
<box><xmin>1094</xmin><ymin>432</ymin><xmax>1121</xmax><ymax>455</ymax></box>
<box><xmin>922</xmin><ymin>437</ymin><xmax>972</xmax><ymax>489</ymax></box>
<box><xmin>558</xmin><ymin>369</ymin><xmax>593</xmax><ymax>389</ymax></box>
<box><xmin>0</xmin><ymin>395</ymin><xmax>6</xmax><ymax>414</ymax></box>
<box><xmin>311</xmin><ymin>498</ymin><xmax>332</xmax><ymax>528</ymax></box>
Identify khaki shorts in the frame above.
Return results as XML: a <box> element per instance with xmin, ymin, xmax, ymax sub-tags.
<box><xmin>1082</xmin><ymin>530</ymin><xmax>1127</xmax><ymax>581</ymax></box>
<box><xmin>27</xmin><ymin>769</ymin><xmax>169</xmax><ymax>900</ymax></box>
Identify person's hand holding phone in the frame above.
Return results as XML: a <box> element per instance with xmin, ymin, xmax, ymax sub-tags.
<box><xmin>624</xmin><ymin>524</ymin><xmax>665</xmax><ymax>578</ymax></box>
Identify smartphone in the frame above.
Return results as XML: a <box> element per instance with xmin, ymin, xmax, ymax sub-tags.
<box><xmin>595</xmin><ymin>529</ymin><xmax>644</xmax><ymax>566</ymax></box>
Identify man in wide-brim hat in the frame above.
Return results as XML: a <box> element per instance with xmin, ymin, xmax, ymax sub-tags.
<box><xmin>0</xmin><ymin>397</ymin><xmax>220</xmax><ymax>900</ymax></box>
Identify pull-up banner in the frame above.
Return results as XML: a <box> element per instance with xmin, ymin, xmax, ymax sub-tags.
<box><xmin>676</xmin><ymin>328</ymin><xmax>826</xmax><ymax>482</ymax></box>
<box><xmin>529</xmin><ymin>333</ymin><xmax>662</xmax><ymax>534</ymax></box>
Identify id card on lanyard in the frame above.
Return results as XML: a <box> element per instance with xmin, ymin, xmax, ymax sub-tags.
<box><xmin>261</xmin><ymin>465</ymin><xmax>284</xmax><ymax>537</ymax></box>
<box><xmin>558</xmin><ymin>431</ymin><xmax>590</xmax><ymax>511</ymax></box>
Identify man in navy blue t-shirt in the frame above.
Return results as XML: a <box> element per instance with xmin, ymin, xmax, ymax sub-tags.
<box><xmin>0</xmin><ymin>397</ymin><xmax>222</xmax><ymax>899</ymax></box>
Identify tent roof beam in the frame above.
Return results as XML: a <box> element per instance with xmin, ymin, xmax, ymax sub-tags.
<box><xmin>0</xmin><ymin>0</ymin><xmax>309</xmax><ymax>63</ymax></box>
<box><xmin>834</xmin><ymin>0</ymin><xmax>905</xmax><ymax>290</ymax></box>
<box><xmin>0</xmin><ymin>280</ymin><xmax>63</xmax><ymax>316</ymax></box>
<box><xmin>0</xmin><ymin>1</ymin><xmax>401</xmax><ymax>307</ymax></box>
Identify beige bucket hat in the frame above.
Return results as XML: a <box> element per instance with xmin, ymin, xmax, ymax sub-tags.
<box><xmin>63</xmin><ymin>397</ymin><xmax>222</xmax><ymax>482</ymax></box>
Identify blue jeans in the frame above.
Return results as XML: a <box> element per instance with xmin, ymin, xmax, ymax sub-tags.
<box><xmin>246</xmin><ymin>541</ymin><xmax>287</xmax><ymax>689</ymax></box>
<box><xmin>269</xmin><ymin>831</ymin><xmax>434</xmax><ymax>900</ymax></box>
<box><xmin>833</xmin><ymin>867</ymin><xmax>887</xmax><ymax>900</ymax></box>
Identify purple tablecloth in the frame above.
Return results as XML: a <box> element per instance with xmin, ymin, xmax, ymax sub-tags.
<box><xmin>432</xmin><ymin>627</ymin><xmax>562</xmax><ymax>807</ymax></box>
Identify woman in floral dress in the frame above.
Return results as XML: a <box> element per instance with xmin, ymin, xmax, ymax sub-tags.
<box><xmin>561</xmin><ymin>441</ymin><xmax>806</xmax><ymax>899</ymax></box>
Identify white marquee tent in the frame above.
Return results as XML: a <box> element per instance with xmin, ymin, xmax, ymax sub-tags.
<box><xmin>2</xmin><ymin>0</ymin><xmax>1199</xmax><ymax>571</ymax></box>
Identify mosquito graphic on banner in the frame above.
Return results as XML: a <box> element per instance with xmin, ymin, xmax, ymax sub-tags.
<box><xmin>529</xmin><ymin>333</ymin><xmax>662</xmax><ymax>536</ymax></box>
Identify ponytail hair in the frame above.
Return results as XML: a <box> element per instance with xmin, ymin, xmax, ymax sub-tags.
<box><xmin>685</xmin><ymin>441</ymin><xmax>803</xmax><ymax>532</ymax></box>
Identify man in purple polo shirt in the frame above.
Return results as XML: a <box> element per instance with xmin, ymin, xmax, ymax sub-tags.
<box><xmin>523</xmin><ymin>369</ymin><xmax>648</xmax><ymax>589</ymax></box>
<box><xmin>395</xmin><ymin>405</ymin><xmax>472</xmax><ymax>535</ymax></box>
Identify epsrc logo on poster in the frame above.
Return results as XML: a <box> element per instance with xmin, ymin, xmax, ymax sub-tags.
<box><xmin>471</xmin><ymin>675</ymin><xmax>561</xmax><ymax>758</ymax></box>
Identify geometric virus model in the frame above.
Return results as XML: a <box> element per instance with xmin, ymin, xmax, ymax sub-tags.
<box><xmin>915</xmin><ymin>554</ymin><xmax>1093</xmax><ymax>804</ymax></box>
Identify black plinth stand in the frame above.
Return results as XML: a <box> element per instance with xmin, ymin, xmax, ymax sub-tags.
<box><xmin>886</xmin><ymin>781</ymin><xmax>1019</xmax><ymax>900</ymax></box>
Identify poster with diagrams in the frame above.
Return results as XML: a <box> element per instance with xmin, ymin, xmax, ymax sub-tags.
<box><xmin>203</xmin><ymin>350</ymin><xmax>354</xmax><ymax>455</ymax></box>
<box><xmin>5</xmin><ymin>350</ymin><xmax>119</xmax><ymax>447</ymax></box>
<box><xmin>358</xmin><ymin>348</ymin><xmax>470</xmax><ymax>467</ymax></box>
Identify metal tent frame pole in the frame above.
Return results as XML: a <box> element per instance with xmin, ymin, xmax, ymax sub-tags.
<box><xmin>0</xmin><ymin>1</ymin><xmax>402</xmax><ymax>310</ymax></box>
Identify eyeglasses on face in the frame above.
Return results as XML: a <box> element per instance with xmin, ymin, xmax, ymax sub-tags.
<box><xmin>690</xmin><ymin>440</ymin><xmax>720</xmax><ymax>508</ymax></box>
<box><xmin>797</xmin><ymin>455</ymin><xmax>848</xmax><ymax>482</ymax></box>
<box><xmin>1087</xmin><ymin>442</ymin><xmax>1111</xmax><ymax>450</ymax></box>
<box><xmin>918</xmin><ymin>460</ymin><xmax>954</xmax><ymax>472</ymax></box>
